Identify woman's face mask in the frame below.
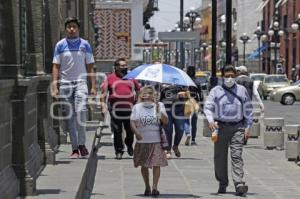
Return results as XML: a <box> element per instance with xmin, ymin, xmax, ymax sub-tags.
<box><xmin>142</xmin><ymin>101</ymin><xmax>154</xmax><ymax>108</ymax></box>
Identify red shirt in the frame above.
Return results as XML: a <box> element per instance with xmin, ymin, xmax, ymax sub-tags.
<box><xmin>101</xmin><ymin>73</ymin><xmax>140</xmax><ymax>109</ymax></box>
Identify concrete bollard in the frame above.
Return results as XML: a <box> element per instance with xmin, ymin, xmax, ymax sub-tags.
<box><xmin>263</xmin><ymin>118</ymin><xmax>285</xmax><ymax>150</ymax></box>
<box><xmin>201</xmin><ymin>116</ymin><xmax>211</xmax><ymax>137</ymax></box>
<box><xmin>285</xmin><ymin>125</ymin><xmax>300</xmax><ymax>161</ymax></box>
<box><xmin>251</xmin><ymin>111</ymin><xmax>261</xmax><ymax>138</ymax></box>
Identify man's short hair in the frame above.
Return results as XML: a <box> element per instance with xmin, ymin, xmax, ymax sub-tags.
<box><xmin>114</xmin><ymin>57</ymin><xmax>127</xmax><ymax>67</ymax></box>
<box><xmin>64</xmin><ymin>17</ymin><xmax>80</xmax><ymax>29</ymax></box>
<box><xmin>221</xmin><ymin>65</ymin><xmax>236</xmax><ymax>76</ymax></box>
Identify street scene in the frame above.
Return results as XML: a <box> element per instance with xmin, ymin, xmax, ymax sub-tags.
<box><xmin>0</xmin><ymin>0</ymin><xmax>300</xmax><ymax>199</ymax></box>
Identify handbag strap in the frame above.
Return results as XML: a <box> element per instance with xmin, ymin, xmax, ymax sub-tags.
<box><xmin>222</xmin><ymin>85</ymin><xmax>244</xmax><ymax>106</ymax></box>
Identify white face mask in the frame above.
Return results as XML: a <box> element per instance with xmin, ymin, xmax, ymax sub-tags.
<box><xmin>142</xmin><ymin>101</ymin><xmax>154</xmax><ymax>108</ymax></box>
<box><xmin>224</xmin><ymin>77</ymin><xmax>235</xmax><ymax>88</ymax></box>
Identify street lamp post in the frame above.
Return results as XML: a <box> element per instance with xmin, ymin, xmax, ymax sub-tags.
<box><xmin>200</xmin><ymin>42</ymin><xmax>208</xmax><ymax>70</ymax></box>
<box><xmin>291</xmin><ymin>13</ymin><xmax>300</xmax><ymax>77</ymax></box>
<box><xmin>210</xmin><ymin>0</ymin><xmax>218</xmax><ymax>89</ymax></box>
<box><xmin>268</xmin><ymin>20</ymin><xmax>284</xmax><ymax>73</ymax></box>
<box><xmin>239</xmin><ymin>33</ymin><xmax>250</xmax><ymax>66</ymax></box>
<box><xmin>185</xmin><ymin>7</ymin><xmax>201</xmax><ymax>31</ymax></box>
<box><xmin>254</xmin><ymin>26</ymin><xmax>264</xmax><ymax>72</ymax></box>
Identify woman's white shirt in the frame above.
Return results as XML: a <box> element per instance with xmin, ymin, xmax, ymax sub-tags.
<box><xmin>130</xmin><ymin>102</ymin><xmax>167</xmax><ymax>143</ymax></box>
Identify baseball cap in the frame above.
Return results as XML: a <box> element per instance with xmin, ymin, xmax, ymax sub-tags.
<box><xmin>235</xmin><ymin>65</ymin><xmax>248</xmax><ymax>73</ymax></box>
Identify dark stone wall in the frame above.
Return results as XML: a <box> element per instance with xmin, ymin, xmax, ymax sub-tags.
<box><xmin>0</xmin><ymin>0</ymin><xmax>92</xmax><ymax>196</ymax></box>
<box><xmin>11</xmin><ymin>77</ymin><xmax>43</xmax><ymax>196</ymax></box>
<box><xmin>0</xmin><ymin>0</ymin><xmax>20</xmax><ymax>78</ymax></box>
<box><xmin>0</xmin><ymin>80</ymin><xmax>20</xmax><ymax>198</ymax></box>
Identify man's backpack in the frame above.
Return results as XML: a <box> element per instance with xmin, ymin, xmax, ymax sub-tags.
<box><xmin>236</xmin><ymin>75</ymin><xmax>253</xmax><ymax>99</ymax></box>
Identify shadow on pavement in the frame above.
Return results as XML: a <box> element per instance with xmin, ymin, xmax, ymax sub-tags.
<box><xmin>55</xmin><ymin>160</ymin><xmax>72</xmax><ymax>164</ymax></box>
<box><xmin>210</xmin><ymin>191</ymin><xmax>257</xmax><ymax>197</ymax></box>
<box><xmin>36</xmin><ymin>189</ymin><xmax>62</xmax><ymax>195</ymax></box>
<box><xmin>243</xmin><ymin>145</ymin><xmax>265</xmax><ymax>149</ymax></box>
<box><xmin>171</xmin><ymin>157</ymin><xmax>203</xmax><ymax>161</ymax></box>
<box><xmin>134</xmin><ymin>193</ymin><xmax>201</xmax><ymax>198</ymax></box>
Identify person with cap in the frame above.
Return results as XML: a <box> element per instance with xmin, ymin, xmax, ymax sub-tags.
<box><xmin>236</xmin><ymin>66</ymin><xmax>264</xmax><ymax>145</ymax></box>
<box><xmin>204</xmin><ymin>65</ymin><xmax>253</xmax><ymax>196</ymax></box>
<box><xmin>236</xmin><ymin>66</ymin><xmax>264</xmax><ymax>112</ymax></box>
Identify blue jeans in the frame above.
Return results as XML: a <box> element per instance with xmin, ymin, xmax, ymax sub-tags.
<box><xmin>59</xmin><ymin>81</ymin><xmax>88</xmax><ymax>150</ymax></box>
<box><xmin>184</xmin><ymin>119</ymin><xmax>191</xmax><ymax>135</ymax></box>
<box><xmin>164</xmin><ymin>110</ymin><xmax>185</xmax><ymax>150</ymax></box>
<box><xmin>191</xmin><ymin>112</ymin><xmax>198</xmax><ymax>141</ymax></box>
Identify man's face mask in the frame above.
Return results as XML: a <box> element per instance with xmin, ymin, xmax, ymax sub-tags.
<box><xmin>223</xmin><ymin>77</ymin><xmax>235</xmax><ymax>88</ymax></box>
<box><xmin>119</xmin><ymin>68</ymin><xmax>128</xmax><ymax>76</ymax></box>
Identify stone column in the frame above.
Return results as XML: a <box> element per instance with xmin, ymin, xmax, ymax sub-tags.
<box><xmin>11</xmin><ymin>77</ymin><xmax>43</xmax><ymax>196</ymax></box>
<box><xmin>44</xmin><ymin>0</ymin><xmax>60</xmax><ymax>73</ymax></box>
<box><xmin>25</xmin><ymin>0</ymin><xmax>45</xmax><ymax>75</ymax></box>
<box><xmin>36</xmin><ymin>76</ymin><xmax>59</xmax><ymax>165</ymax></box>
<box><xmin>0</xmin><ymin>80</ymin><xmax>19</xmax><ymax>198</ymax></box>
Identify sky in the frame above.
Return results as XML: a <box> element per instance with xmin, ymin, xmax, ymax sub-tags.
<box><xmin>149</xmin><ymin>0</ymin><xmax>203</xmax><ymax>32</ymax></box>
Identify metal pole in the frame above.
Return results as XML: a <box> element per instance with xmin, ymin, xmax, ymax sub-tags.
<box><xmin>210</xmin><ymin>0</ymin><xmax>218</xmax><ymax>89</ymax></box>
<box><xmin>226</xmin><ymin>0</ymin><xmax>232</xmax><ymax>65</ymax></box>
<box><xmin>258</xmin><ymin>37</ymin><xmax>261</xmax><ymax>72</ymax></box>
<box><xmin>179</xmin><ymin>0</ymin><xmax>185</xmax><ymax>69</ymax></box>
<box><xmin>203</xmin><ymin>47</ymin><xmax>207</xmax><ymax>70</ymax></box>
<box><xmin>243</xmin><ymin>42</ymin><xmax>246</xmax><ymax>66</ymax></box>
<box><xmin>274</xmin><ymin>32</ymin><xmax>278</xmax><ymax>73</ymax></box>
<box><xmin>175</xmin><ymin>42</ymin><xmax>179</xmax><ymax>66</ymax></box>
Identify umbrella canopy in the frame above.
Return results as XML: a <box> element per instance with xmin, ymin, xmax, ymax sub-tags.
<box><xmin>123</xmin><ymin>64</ymin><xmax>196</xmax><ymax>87</ymax></box>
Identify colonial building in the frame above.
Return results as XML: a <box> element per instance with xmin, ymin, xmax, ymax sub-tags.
<box><xmin>262</xmin><ymin>0</ymin><xmax>300</xmax><ymax>77</ymax></box>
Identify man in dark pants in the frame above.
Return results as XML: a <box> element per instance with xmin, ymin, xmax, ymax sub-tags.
<box><xmin>100</xmin><ymin>58</ymin><xmax>140</xmax><ymax>159</ymax></box>
<box><xmin>204</xmin><ymin>65</ymin><xmax>253</xmax><ymax>196</ymax></box>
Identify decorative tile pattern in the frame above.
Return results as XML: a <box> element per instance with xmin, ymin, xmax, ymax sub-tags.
<box><xmin>94</xmin><ymin>9</ymin><xmax>131</xmax><ymax>60</ymax></box>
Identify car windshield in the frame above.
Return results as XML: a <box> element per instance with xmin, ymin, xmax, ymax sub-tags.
<box><xmin>264</xmin><ymin>75</ymin><xmax>288</xmax><ymax>83</ymax></box>
<box><xmin>195</xmin><ymin>76</ymin><xmax>208</xmax><ymax>84</ymax></box>
<box><xmin>251</xmin><ymin>75</ymin><xmax>265</xmax><ymax>81</ymax></box>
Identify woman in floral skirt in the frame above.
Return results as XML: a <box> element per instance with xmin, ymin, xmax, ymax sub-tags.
<box><xmin>130</xmin><ymin>85</ymin><xmax>168</xmax><ymax>197</ymax></box>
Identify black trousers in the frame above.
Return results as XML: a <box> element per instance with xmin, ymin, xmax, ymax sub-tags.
<box><xmin>109</xmin><ymin>110</ymin><xmax>134</xmax><ymax>154</ymax></box>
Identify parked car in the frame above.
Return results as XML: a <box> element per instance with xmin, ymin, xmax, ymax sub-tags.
<box><xmin>195</xmin><ymin>71</ymin><xmax>209</xmax><ymax>91</ymax></box>
<box><xmin>270</xmin><ymin>80</ymin><xmax>300</xmax><ymax>105</ymax></box>
<box><xmin>258</xmin><ymin>74</ymin><xmax>290</xmax><ymax>100</ymax></box>
<box><xmin>249</xmin><ymin>73</ymin><xmax>267</xmax><ymax>83</ymax></box>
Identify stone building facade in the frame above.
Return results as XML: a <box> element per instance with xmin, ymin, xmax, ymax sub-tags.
<box><xmin>0</xmin><ymin>0</ymin><xmax>92</xmax><ymax>197</ymax></box>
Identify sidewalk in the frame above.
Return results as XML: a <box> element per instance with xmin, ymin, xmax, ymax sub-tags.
<box><xmin>26</xmin><ymin>119</ymin><xmax>300</xmax><ymax>199</ymax></box>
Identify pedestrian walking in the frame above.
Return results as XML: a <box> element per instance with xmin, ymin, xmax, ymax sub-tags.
<box><xmin>185</xmin><ymin>66</ymin><xmax>203</xmax><ymax>145</ymax></box>
<box><xmin>236</xmin><ymin>66</ymin><xmax>264</xmax><ymax>112</ymax></box>
<box><xmin>51</xmin><ymin>17</ymin><xmax>96</xmax><ymax>159</ymax></box>
<box><xmin>160</xmin><ymin>84</ymin><xmax>186</xmax><ymax>158</ymax></box>
<box><xmin>130</xmin><ymin>86</ymin><xmax>168</xmax><ymax>197</ymax></box>
<box><xmin>100</xmin><ymin>57</ymin><xmax>140</xmax><ymax>160</ymax></box>
<box><xmin>236</xmin><ymin>66</ymin><xmax>264</xmax><ymax>145</ymax></box>
<box><xmin>204</xmin><ymin>65</ymin><xmax>253</xmax><ymax>196</ymax></box>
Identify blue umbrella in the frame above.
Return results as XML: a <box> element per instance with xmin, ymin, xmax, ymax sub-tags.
<box><xmin>123</xmin><ymin>63</ymin><xmax>196</xmax><ymax>87</ymax></box>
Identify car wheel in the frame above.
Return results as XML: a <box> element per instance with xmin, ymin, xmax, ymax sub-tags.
<box><xmin>282</xmin><ymin>94</ymin><xmax>295</xmax><ymax>105</ymax></box>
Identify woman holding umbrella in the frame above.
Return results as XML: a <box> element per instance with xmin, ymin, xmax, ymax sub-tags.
<box><xmin>130</xmin><ymin>85</ymin><xmax>168</xmax><ymax>196</ymax></box>
<box><xmin>124</xmin><ymin>63</ymin><xmax>197</xmax><ymax>159</ymax></box>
